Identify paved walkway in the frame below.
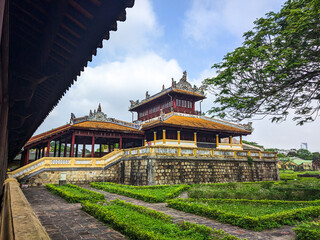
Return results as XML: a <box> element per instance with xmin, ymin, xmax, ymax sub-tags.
<box><xmin>83</xmin><ymin>185</ymin><xmax>295</xmax><ymax>240</ymax></box>
<box><xmin>23</xmin><ymin>187</ymin><xmax>126</xmax><ymax>240</ymax></box>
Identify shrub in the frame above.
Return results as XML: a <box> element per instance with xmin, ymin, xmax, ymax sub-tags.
<box><xmin>82</xmin><ymin>200</ymin><xmax>240</xmax><ymax>240</ymax></box>
<box><xmin>166</xmin><ymin>198</ymin><xmax>320</xmax><ymax>231</ymax></box>
<box><xmin>46</xmin><ymin>184</ymin><xmax>105</xmax><ymax>203</ymax></box>
<box><xmin>90</xmin><ymin>182</ymin><xmax>190</xmax><ymax>203</ymax></box>
<box><xmin>294</xmin><ymin>221</ymin><xmax>320</xmax><ymax>240</ymax></box>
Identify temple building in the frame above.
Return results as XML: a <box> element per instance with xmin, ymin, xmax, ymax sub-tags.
<box><xmin>21</xmin><ymin>71</ymin><xmax>253</xmax><ymax>165</ymax></box>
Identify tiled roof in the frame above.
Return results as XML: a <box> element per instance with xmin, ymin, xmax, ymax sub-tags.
<box><xmin>27</xmin><ymin>125</ymin><xmax>71</xmax><ymax>146</ymax></box>
<box><xmin>142</xmin><ymin>115</ymin><xmax>251</xmax><ymax>134</ymax></box>
<box><xmin>72</xmin><ymin>121</ymin><xmax>143</xmax><ymax>133</ymax></box>
<box><xmin>25</xmin><ymin>120</ymin><xmax>143</xmax><ymax>147</ymax></box>
<box><xmin>129</xmin><ymin>87</ymin><xmax>205</xmax><ymax>111</ymax></box>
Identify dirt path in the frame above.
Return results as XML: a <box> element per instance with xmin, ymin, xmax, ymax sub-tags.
<box><xmin>23</xmin><ymin>187</ymin><xmax>126</xmax><ymax>240</ymax></box>
<box><xmin>83</xmin><ymin>185</ymin><xmax>296</xmax><ymax>240</ymax></box>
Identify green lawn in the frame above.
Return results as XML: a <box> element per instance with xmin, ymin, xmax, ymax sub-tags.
<box><xmin>46</xmin><ymin>184</ymin><xmax>105</xmax><ymax>203</ymax></box>
<box><xmin>167</xmin><ymin>198</ymin><xmax>320</xmax><ymax>231</ymax></box>
<box><xmin>91</xmin><ymin>182</ymin><xmax>190</xmax><ymax>202</ymax></box>
<box><xmin>188</xmin><ymin>180</ymin><xmax>320</xmax><ymax>201</ymax></box>
<box><xmin>82</xmin><ymin>199</ymin><xmax>239</xmax><ymax>240</ymax></box>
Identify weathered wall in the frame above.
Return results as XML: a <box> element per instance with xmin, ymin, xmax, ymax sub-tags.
<box><xmin>26</xmin><ymin>164</ymin><xmax>120</xmax><ymax>186</ymax></box>
<box><xmin>22</xmin><ymin>156</ymin><xmax>279</xmax><ymax>186</ymax></box>
<box><xmin>121</xmin><ymin>156</ymin><xmax>279</xmax><ymax>185</ymax></box>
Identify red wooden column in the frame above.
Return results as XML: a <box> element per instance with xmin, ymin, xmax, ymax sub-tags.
<box><xmin>25</xmin><ymin>148</ymin><xmax>30</xmax><ymax>165</ymax></box>
<box><xmin>82</xmin><ymin>143</ymin><xmax>85</xmax><ymax>157</ymax></box>
<box><xmin>91</xmin><ymin>136</ymin><xmax>95</xmax><ymax>157</ymax></box>
<box><xmin>42</xmin><ymin>147</ymin><xmax>45</xmax><ymax>157</ymax></box>
<box><xmin>63</xmin><ymin>140</ymin><xmax>67</xmax><ymax>157</ymax></box>
<box><xmin>70</xmin><ymin>133</ymin><xmax>75</xmax><ymax>157</ymax></box>
<box><xmin>35</xmin><ymin>148</ymin><xmax>38</xmax><ymax>160</ymax></box>
<box><xmin>58</xmin><ymin>141</ymin><xmax>62</xmax><ymax>157</ymax></box>
<box><xmin>75</xmin><ymin>144</ymin><xmax>78</xmax><ymax>157</ymax></box>
<box><xmin>119</xmin><ymin>137</ymin><xmax>123</xmax><ymax>149</ymax></box>
<box><xmin>53</xmin><ymin>141</ymin><xmax>57</xmax><ymax>157</ymax></box>
<box><xmin>46</xmin><ymin>141</ymin><xmax>50</xmax><ymax>157</ymax></box>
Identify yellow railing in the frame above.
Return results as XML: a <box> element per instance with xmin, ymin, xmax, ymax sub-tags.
<box><xmin>123</xmin><ymin>145</ymin><xmax>276</xmax><ymax>159</ymax></box>
<box><xmin>145</xmin><ymin>139</ymin><xmax>196</xmax><ymax>147</ymax></box>
<box><xmin>8</xmin><ymin>149</ymin><xmax>124</xmax><ymax>180</ymax></box>
<box><xmin>8</xmin><ymin>146</ymin><xmax>277</xmax><ymax>180</ymax></box>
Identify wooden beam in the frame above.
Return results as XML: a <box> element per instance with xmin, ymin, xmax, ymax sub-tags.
<box><xmin>69</xmin><ymin>0</ymin><xmax>94</xmax><ymax>19</ymax></box>
<box><xmin>40</xmin><ymin>0</ymin><xmax>69</xmax><ymax>67</ymax></box>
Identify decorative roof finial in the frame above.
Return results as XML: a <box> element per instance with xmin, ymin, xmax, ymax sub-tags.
<box><xmin>89</xmin><ymin>110</ymin><xmax>93</xmax><ymax>117</ymax></box>
<box><xmin>182</xmin><ymin>70</ymin><xmax>187</xmax><ymax>81</ymax></box>
<box><xmin>146</xmin><ymin>91</ymin><xmax>150</xmax><ymax>99</ymax></box>
<box><xmin>162</xmin><ymin>84</ymin><xmax>165</xmax><ymax>91</ymax></box>
<box><xmin>97</xmin><ymin>103</ymin><xmax>101</xmax><ymax>112</ymax></box>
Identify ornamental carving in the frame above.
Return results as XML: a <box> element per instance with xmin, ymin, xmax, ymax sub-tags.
<box><xmin>241</xmin><ymin>122</ymin><xmax>254</xmax><ymax>132</ymax></box>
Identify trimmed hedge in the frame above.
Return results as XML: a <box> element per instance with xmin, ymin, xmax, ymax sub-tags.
<box><xmin>166</xmin><ymin>198</ymin><xmax>320</xmax><ymax>231</ymax></box>
<box><xmin>90</xmin><ymin>182</ymin><xmax>190</xmax><ymax>203</ymax></box>
<box><xmin>46</xmin><ymin>184</ymin><xmax>105</xmax><ymax>203</ymax></box>
<box><xmin>82</xmin><ymin>199</ymin><xmax>240</xmax><ymax>240</ymax></box>
<box><xmin>294</xmin><ymin>221</ymin><xmax>320</xmax><ymax>240</ymax></box>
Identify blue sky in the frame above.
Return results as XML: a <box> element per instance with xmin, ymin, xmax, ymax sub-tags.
<box><xmin>36</xmin><ymin>0</ymin><xmax>319</xmax><ymax>152</ymax></box>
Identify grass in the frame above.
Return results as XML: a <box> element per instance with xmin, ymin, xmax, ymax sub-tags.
<box><xmin>181</xmin><ymin>198</ymin><xmax>320</xmax><ymax>217</ymax></box>
<box><xmin>279</xmin><ymin>170</ymin><xmax>320</xmax><ymax>181</ymax></box>
<box><xmin>91</xmin><ymin>182</ymin><xmax>190</xmax><ymax>202</ymax></box>
<box><xmin>82</xmin><ymin>199</ymin><xmax>239</xmax><ymax>240</ymax></box>
<box><xmin>46</xmin><ymin>184</ymin><xmax>105</xmax><ymax>203</ymax></box>
<box><xmin>167</xmin><ymin>198</ymin><xmax>320</xmax><ymax>231</ymax></box>
<box><xmin>188</xmin><ymin>180</ymin><xmax>320</xmax><ymax>201</ymax></box>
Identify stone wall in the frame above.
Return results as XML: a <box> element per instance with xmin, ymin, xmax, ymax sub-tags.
<box><xmin>26</xmin><ymin>164</ymin><xmax>120</xmax><ymax>186</ymax></box>
<box><xmin>121</xmin><ymin>156</ymin><xmax>279</xmax><ymax>185</ymax></box>
<box><xmin>23</xmin><ymin>156</ymin><xmax>279</xmax><ymax>186</ymax></box>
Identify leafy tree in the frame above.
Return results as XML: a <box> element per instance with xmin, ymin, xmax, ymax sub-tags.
<box><xmin>312</xmin><ymin>152</ymin><xmax>320</xmax><ymax>161</ymax></box>
<box><xmin>296</xmin><ymin>148</ymin><xmax>313</xmax><ymax>160</ymax></box>
<box><xmin>204</xmin><ymin>0</ymin><xmax>320</xmax><ymax>125</ymax></box>
<box><xmin>242</xmin><ymin>140</ymin><xmax>264</xmax><ymax>149</ymax></box>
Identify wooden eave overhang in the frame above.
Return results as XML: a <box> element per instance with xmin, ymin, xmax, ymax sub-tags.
<box><xmin>25</xmin><ymin>120</ymin><xmax>143</xmax><ymax>148</ymax></box>
<box><xmin>141</xmin><ymin>115</ymin><xmax>251</xmax><ymax>135</ymax></box>
<box><xmin>129</xmin><ymin>87</ymin><xmax>206</xmax><ymax>112</ymax></box>
<box><xmin>8</xmin><ymin>0</ymin><xmax>135</xmax><ymax>160</ymax></box>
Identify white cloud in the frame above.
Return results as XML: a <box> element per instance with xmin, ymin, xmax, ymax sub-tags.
<box><xmin>35</xmin><ymin>52</ymin><xmax>182</xmax><ymax>134</ymax></box>
<box><xmin>183</xmin><ymin>0</ymin><xmax>286</xmax><ymax>45</ymax></box>
<box><xmin>96</xmin><ymin>0</ymin><xmax>162</xmax><ymax>59</ymax></box>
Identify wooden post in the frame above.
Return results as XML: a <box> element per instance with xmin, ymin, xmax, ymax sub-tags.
<box><xmin>162</xmin><ymin>129</ymin><xmax>166</xmax><ymax>144</ymax></box>
<box><xmin>35</xmin><ymin>148</ymin><xmax>38</xmax><ymax>160</ymax></box>
<box><xmin>25</xmin><ymin>148</ymin><xmax>30</xmax><ymax>165</ymax></box>
<box><xmin>91</xmin><ymin>136</ymin><xmax>95</xmax><ymax>157</ymax></box>
<box><xmin>63</xmin><ymin>140</ymin><xmax>67</xmax><ymax>157</ymax></box>
<box><xmin>177</xmin><ymin>131</ymin><xmax>180</xmax><ymax>144</ymax></box>
<box><xmin>144</xmin><ymin>139</ymin><xmax>147</xmax><ymax>146</ymax></box>
<box><xmin>216</xmin><ymin>134</ymin><xmax>219</xmax><ymax>148</ymax></box>
<box><xmin>153</xmin><ymin>131</ymin><xmax>156</xmax><ymax>145</ymax></box>
<box><xmin>42</xmin><ymin>147</ymin><xmax>45</xmax><ymax>157</ymax></box>
<box><xmin>70</xmin><ymin>132</ymin><xmax>75</xmax><ymax>157</ymax></box>
<box><xmin>229</xmin><ymin>136</ymin><xmax>232</xmax><ymax>148</ymax></box>
<box><xmin>82</xmin><ymin>143</ymin><xmax>85</xmax><ymax>157</ymax></box>
<box><xmin>58</xmin><ymin>141</ymin><xmax>62</xmax><ymax>157</ymax></box>
<box><xmin>119</xmin><ymin>137</ymin><xmax>123</xmax><ymax>149</ymax></box>
<box><xmin>46</xmin><ymin>141</ymin><xmax>50</xmax><ymax>157</ymax></box>
<box><xmin>53</xmin><ymin>141</ymin><xmax>57</xmax><ymax>157</ymax></box>
<box><xmin>75</xmin><ymin>144</ymin><xmax>78</xmax><ymax>157</ymax></box>
<box><xmin>240</xmin><ymin>136</ymin><xmax>243</xmax><ymax>148</ymax></box>
<box><xmin>194</xmin><ymin>132</ymin><xmax>197</xmax><ymax>146</ymax></box>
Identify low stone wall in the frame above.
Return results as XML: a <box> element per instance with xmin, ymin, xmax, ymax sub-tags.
<box><xmin>26</xmin><ymin>164</ymin><xmax>120</xmax><ymax>186</ymax></box>
<box><xmin>0</xmin><ymin>177</ymin><xmax>50</xmax><ymax>240</ymax></box>
<box><xmin>121</xmin><ymin>156</ymin><xmax>279</xmax><ymax>185</ymax></box>
<box><xmin>21</xmin><ymin>156</ymin><xmax>279</xmax><ymax>186</ymax></box>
